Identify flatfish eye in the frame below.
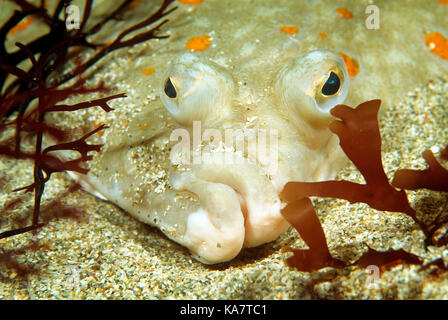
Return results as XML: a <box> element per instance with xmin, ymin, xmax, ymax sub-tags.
<box><xmin>321</xmin><ymin>72</ymin><xmax>340</xmax><ymax>96</ymax></box>
<box><xmin>164</xmin><ymin>77</ymin><xmax>177</xmax><ymax>99</ymax></box>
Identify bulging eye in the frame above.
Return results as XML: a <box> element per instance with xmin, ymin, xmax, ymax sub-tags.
<box><xmin>274</xmin><ymin>50</ymin><xmax>350</xmax><ymax>125</ymax></box>
<box><xmin>160</xmin><ymin>53</ymin><xmax>235</xmax><ymax>126</ymax></box>
<box><xmin>314</xmin><ymin>65</ymin><xmax>347</xmax><ymax>112</ymax></box>
<box><xmin>164</xmin><ymin>77</ymin><xmax>177</xmax><ymax>99</ymax></box>
<box><xmin>321</xmin><ymin>72</ymin><xmax>340</xmax><ymax>96</ymax></box>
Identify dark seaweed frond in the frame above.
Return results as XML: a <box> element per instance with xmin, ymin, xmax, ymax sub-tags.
<box><xmin>0</xmin><ymin>43</ymin><xmax>125</xmax><ymax>239</ymax></box>
<box><xmin>1</xmin><ymin>0</ymin><xmax>176</xmax><ymax>115</ymax></box>
<box><xmin>0</xmin><ymin>0</ymin><xmax>176</xmax><ymax>242</ymax></box>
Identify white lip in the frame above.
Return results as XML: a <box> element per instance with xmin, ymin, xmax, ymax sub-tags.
<box><xmin>171</xmin><ymin>169</ymin><xmax>245</xmax><ymax>264</ymax></box>
<box><xmin>170</xmin><ymin>151</ymin><xmax>288</xmax><ymax>263</ymax></box>
<box><xmin>194</xmin><ymin>152</ymin><xmax>286</xmax><ymax>245</ymax></box>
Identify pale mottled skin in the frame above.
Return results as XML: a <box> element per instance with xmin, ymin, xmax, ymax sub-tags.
<box><xmin>74</xmin><ymin>50</ymin><xmax>350</xmax><ymax>263</ymax></box>
<box><xmin>34</xmin><ymin>0</ymin><xmax>447</xmax><ymax>263</ymax></box>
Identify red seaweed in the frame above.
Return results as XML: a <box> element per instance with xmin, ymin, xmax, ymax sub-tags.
<box><xmin>392</xmin><ymin>150</ymin><xmax>448</xmax><ymax>192</ymax></box>
<box><xmin>354</xmin><ymin>247</ymin><xmax>421</xmax><ymax>268</ymax></box>
<box><xmin>281</xmin><ymin>198</ymin><xmax>344</xmax><ymax>271</ymax></box>
<box><xmin>281</xmin><ymin>99</ymin><xmax>448</xmax><ymax>272</ymax></box>
<box><xmin>281</xmin><ymin>195</ymin><xmax>423</xmax><ymax>271</ymax></box>
<box><xmin>282</xmin><ymin>100</ymin><xmax>427</xmax><ymax>236</ymax></box>
<box><xmin>441</xmin><ymin>145</ymin><xmax>448</xmax><ymax>161</ymax></box>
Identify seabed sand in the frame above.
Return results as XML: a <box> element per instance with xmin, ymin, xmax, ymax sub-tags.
<box><xmin>1</xmin><ymin>0</ymin><xmax>448</xmax><ymax>299</ymax></box>
<box><xmin>2</xmin><ymin>76</ymin><xmax>448</xmax><ymax>300</ymax></box>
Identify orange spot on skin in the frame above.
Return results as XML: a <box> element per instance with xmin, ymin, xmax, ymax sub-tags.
<box><xmin>319</xmin><ymin>32</ymin><xmax>327</xmax><ymax>39</ymax></box>
<box><xmin>185</xmin><ymin>35</ymin><xmax>212</xmax><ymax>51</ymax></box>
<box><xmin>425</xmin><ymin>32</ymin><xmax>448</xmax><ymax>60</ymax></box>
<box><xmin>142</xmin><ymin>67</ymin><xmax>155</xmax><ymax>75</ymax></box>
<box><xmin>438</xmin><ymin>0</ymin><xmax>447</xmax><ymax>4</ymax></box>
<box><xmin>280</xmin><ymin>26</ymin><xmax>299</xmax><ymax>35</ymax></box>
<box><xmin>129</xmin><ymin>0</ymin><xmax>141</xmax><ymax>8</ymax></box>
<box><xmin>339</xmin><ymin>52</ymin><xmax>360</xmax><ymax>77</ymax></box>
<box><xmin>71</xmin><ymin>46</ymin><xmax>82</xmax><ymax>53</ymax></box>
<box><xmin>9</xmin><ymin>16</ymin><xmax>34</xmax><ymax>35</ymax></box>
<box><xmin>179</xmin><ymin>0</ymin><xmax>203</xmax><ymax>4</ymax></box>
<box><xmin>139</xmin><ymin>123</ymin><xmax>151</xmax><ymax>130</ymax></box>
<box><xmin>123</xmin><ymin>122</ymin><xmax>129</xmax><ymax>128</ymax></box>
<box><xmin>336</xmin><ymin>8</ymin><xmax>353</xmax><ymax>19</ymax></box>
<box><xmin>94</xmin><ymin>122</ymin><xmax>107</xmax><ymax>137</ymax></box>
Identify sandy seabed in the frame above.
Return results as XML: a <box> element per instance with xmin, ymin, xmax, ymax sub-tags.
<box><xmin>1</xmin><ymin>76</ymin><xmax>447</xmax><ymax>299</ymax></box>
<box><xmin>1</xmin><ymin>0</ymin><xmax>448</xmax><ymax>299</ymax></box>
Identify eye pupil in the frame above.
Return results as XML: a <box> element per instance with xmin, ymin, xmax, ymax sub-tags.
<box><xmin>321</xmin><ymin>72</ymin><xmax>340</xmax><ymax>96</ymax></box>
<box><xmin>164</xmin><ymin>78</ymin><xmax>177</xmax><ymax>98</ymax></box>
